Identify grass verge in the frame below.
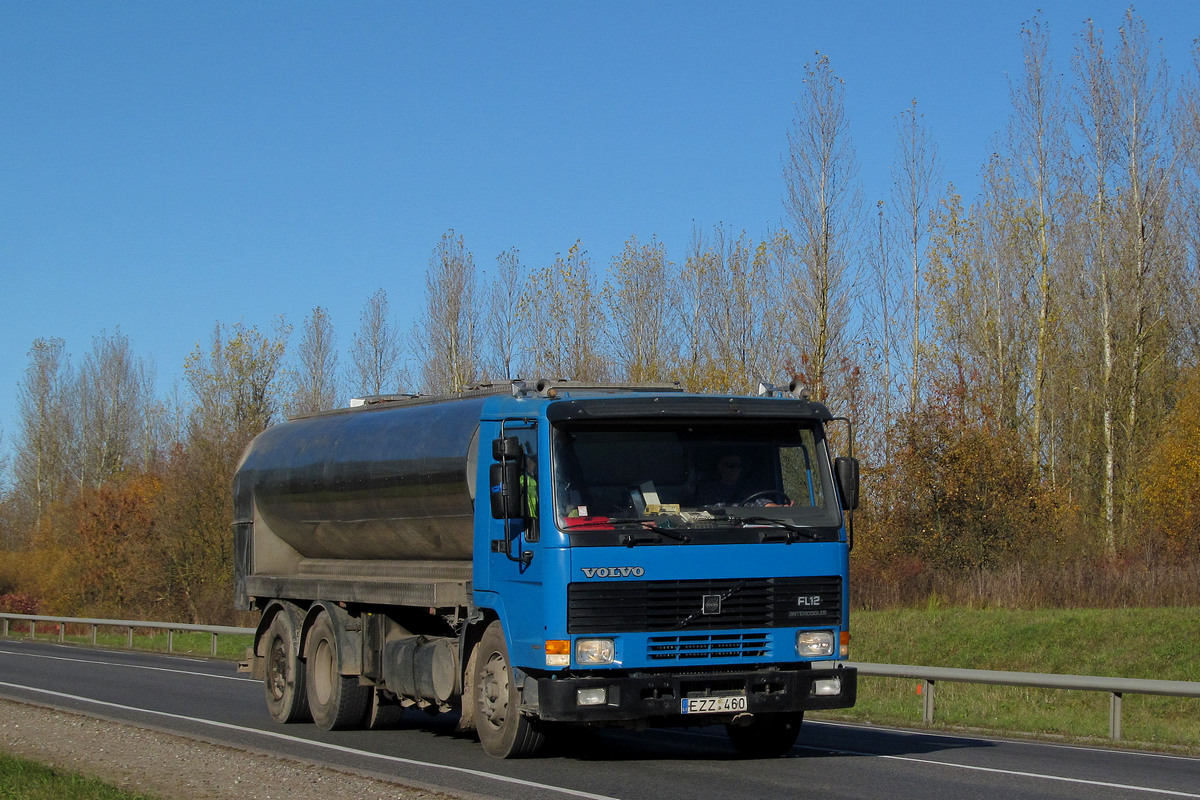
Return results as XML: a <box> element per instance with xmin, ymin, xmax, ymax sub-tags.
<box><xmin>815</xmin><ymin>607</ymin><xmax>1200</xmax><ymax>753</ymax></box>
<box><xmin>0</xmin><ymin>752</ymin><xmax>157</xmax><ymax>800</ymax></box>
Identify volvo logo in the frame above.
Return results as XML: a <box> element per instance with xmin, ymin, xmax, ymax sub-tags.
<box><xmin>581</xmin><ymin>566</ymin><xmax>645</xmax><ymax>578</ymax></box>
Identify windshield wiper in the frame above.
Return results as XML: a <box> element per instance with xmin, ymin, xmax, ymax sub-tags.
<box><xmin>608</xmin><ymin>518</ymin><xmax>693</xmax><ymax>545</ymax></box>
<box><xmin>735</xmin><ymin>516</ymin><xmax>820</xmax><ymax>543</ymax></box>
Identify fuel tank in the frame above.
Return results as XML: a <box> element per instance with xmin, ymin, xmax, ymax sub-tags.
<box><xmin>234</xmin><ymin>395</ymin><xmax>486</xmax><ymax>561</ymax></box>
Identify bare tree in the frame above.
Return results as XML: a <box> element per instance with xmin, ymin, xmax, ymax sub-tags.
<box><xmin>184</xmin><ymin>319</ymin><xmax>291</xmax><ymax>445</ymax></box>
<box><xmin>76</xmin><ymin>329</ymin><xmax>156</xmax><ymax>488</ymax></box>
<box><xmin>415</xmin><ymin>230</ymin><xmax>481</xmax><ymax>393</ymax></box>
<box><xmin>1008</xmin><ymin>15</ymin><xmax>1068</xmax><ymax>470</ymax></box>
<box><xmin>482</xmin><ymin>248</ymin><xmax>526</xmax><ymax>381</ymax></box>
<box><xmin>1073</xmin><ymin>11</ymin><xmax>1177</xmax><ymax>553</ymax></box>
<box><xmin>12</xmin><ymin>337</ymin><xmax>76</xmax><ymax>537</ymax></box>
<box><xmin>349</xmin><ymin>289</ymin><xmax>405</xmax><ymax>397</ymax></box>
<box><xmin>289</xmin><ymin>307</ymin><xmax>340</xmax><ymax>414</ymax></box>
<box><xmin>782</xmin><ymin>53</ymin><xmax>863</xmax><ymax>403</ymax></box>
<box><xmin>608</xmin><ymin>235</ymin><xmax>679</xmax><ymax>383</ymax></box>
<box><xmin>520</xmin><ymin>241</ymin><xmax>609</xmax><ymax>382</ymax></box>
<box><xmin>892</xmin><ymin>99</ymin><xmax>942</xmax><ymax>416</ymax></box>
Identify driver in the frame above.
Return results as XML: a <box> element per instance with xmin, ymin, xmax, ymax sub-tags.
<box><xmin>693</xmin><ymin>453</ymin><xmax>792</xmax><ymax>508</ymax></box>
<box><xmin>693</xmin><ymin>453</ymin><xmax>751</xmax><ymax>507</ymax></box>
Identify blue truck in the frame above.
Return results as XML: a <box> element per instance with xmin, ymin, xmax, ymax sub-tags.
<box><xmin>234</xmin><ymin>379</ymin><xmax>858</xmax><ymax>757</ymax></box>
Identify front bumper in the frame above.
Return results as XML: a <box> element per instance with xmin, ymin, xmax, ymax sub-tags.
<box><xmin>530</xmin><ymin>665</ymin><xmax>856</xmax><ymax>724</ymax></box>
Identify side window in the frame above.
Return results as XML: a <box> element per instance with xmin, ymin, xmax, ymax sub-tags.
<box><xmin>511</xmin><ymin>426</ymin><xmax>538</xmax><ymax>522</ymax></box>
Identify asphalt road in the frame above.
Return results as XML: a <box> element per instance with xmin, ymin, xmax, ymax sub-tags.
<box><xmin>1</xmin><ymin>639</ymin><xmax>1197</xmax><ymax>800</ymax></box>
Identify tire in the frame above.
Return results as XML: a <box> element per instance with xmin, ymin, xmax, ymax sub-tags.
<box><xmin>473</xmin><ymin>621</ymin><xmax>545</xmax><ymax>758</ymax></box>
<box><xmin>304</xmin><ymin>611</ymin><xmax>371</xmax><ymax>731</ymax></box>
<box><xmin>262</xmin><ymin>611</ymin><xmax>310</xmax><ymax>724</ymax></box>
<box><xmin>725</xmin><ymin>712</ymin><xmax>803</xmax><ymax>757</ymax></box>
<box><xmin>365</xmin><ymin>690</ymin><xmax>404</xmax><ymax>730</ymax></box>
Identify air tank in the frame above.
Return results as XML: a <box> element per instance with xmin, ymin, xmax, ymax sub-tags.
<box><xmin>234</xmin><ymin>395</ymin><xmax>487</xmax><ymax>562</ymax></box>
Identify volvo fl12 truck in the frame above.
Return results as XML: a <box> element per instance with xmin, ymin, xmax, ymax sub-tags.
<box><xmin>234</xmin><ymin>379</ymin><xmax>859</xmax><ymax>757</ymax></box>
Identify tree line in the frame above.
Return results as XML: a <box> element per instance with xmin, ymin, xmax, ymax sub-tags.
<box><xmin>2</xmin><ymin>9</ymin><xmax>1199</xmax><ymax>621</ymax></box>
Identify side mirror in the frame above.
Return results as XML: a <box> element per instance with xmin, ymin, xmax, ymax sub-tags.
<box><xmin>835</xmin><ymin>457</ymin><xmax>859</xmax><ymax>511</ymax></box>
<box><xmin>490</xmin><ymin>436</ymin><xmax>524</xmax><ymax>520</ymax></box>
<box><xmin>489</xmin><ymin>461</ymin><xmax>522</xmax><ymax>519</ymax></box>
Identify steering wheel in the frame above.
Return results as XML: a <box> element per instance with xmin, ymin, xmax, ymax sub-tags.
<box><xmin>738</xmin><ymin>489</ymin><xmax>791</xmax><ymax>506</ymax></box>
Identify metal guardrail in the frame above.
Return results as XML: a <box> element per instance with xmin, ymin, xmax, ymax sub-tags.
<box><xmin>850</xmin><ymin>661</ymin><xmax>1200</xmax><ymax>740</ymax></box>
<box><xmin>0</xmin><ymin>612</ymin><xmax>253</xmax><ymax>656</ymax></box>
<box><xmin>2</xmin><ymin>613</ymin><xmax>1196</xmax><ymax>741</ymax></box>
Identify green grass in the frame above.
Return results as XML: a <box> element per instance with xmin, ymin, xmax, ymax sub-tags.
<box><xmin>815</xmin><ymin>607</ymin><xmax>1200</xmax><ymax>752</ymax></box>
<box><xmin>1</xmin><ymin>626</ymin><xmax>253</xmax><ymax>661</ymax></box>
<box><xmin>0</xmin><ymin>753</ymin><xmax>157</xmax><ymax>800</ymax></box>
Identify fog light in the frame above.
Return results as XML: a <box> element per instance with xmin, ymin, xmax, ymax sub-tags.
<box><xmin>545</xmin><ymin>639</ymin><xmax>570</xmax><ymax>668</ymax></box>
<box><xmin>796</xmin><ymin>630</ymin><xmax>834</xmax><ymax>657</ymax></box>
<box><xmin>812</xmin><ymin>677</ymin><xmax>842</xmax><ymax>696</ymax></box>
<box><xmin>577</xmin><ymin>687</ymin><xmax>608</xmax><ymax>706</ymax></box>
<box><xmin>575</xmin><ymin>638</ymin><xmax>616</xmax><ymax>665</ymax></box>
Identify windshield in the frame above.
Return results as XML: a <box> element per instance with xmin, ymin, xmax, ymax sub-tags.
<box><xmin>551</xmin><ymin>420</ymin><xmax>842</xmax><ymax>535</ymax></box>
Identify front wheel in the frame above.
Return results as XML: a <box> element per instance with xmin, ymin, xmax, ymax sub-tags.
<box><xmin>725</xmin><ymin>712</ymin><xmax>803</xmax><ymax>757</ymax></box>
<box><xmin>473</xmin><ymin>621</ymin><xmax>545</xmax><ymax>758</ymax></box>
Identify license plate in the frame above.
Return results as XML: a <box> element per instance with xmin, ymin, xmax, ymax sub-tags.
<box><xmin>681</xmin><ymin>694</ymin><xmax>748</xmax><ymax>715</ymax></box>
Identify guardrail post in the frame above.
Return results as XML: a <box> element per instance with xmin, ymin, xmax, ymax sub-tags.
<box><xmin>1109</xmin><ymin>692</ymin><xmax>1123</xmax><ymax>740</ymax></box>
<box><xmin>923</xmin><ymin>679</ymin><xmax>936</xmax><ymax>725</ymax></box>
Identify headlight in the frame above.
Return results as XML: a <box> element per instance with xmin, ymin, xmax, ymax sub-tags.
<box><xmin>796</xmin><ymin>630</ymin><xmax>834</xmax><ymax>657</ymax></box>
<box><xmin>575</xmin><ymin>638</ymin><xmax>616</xmax><ymax>665</ymax></box>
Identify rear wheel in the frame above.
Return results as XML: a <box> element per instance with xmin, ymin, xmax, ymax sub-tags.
<box><xmin>365</xmin><ymin>689</ymin><xmax>404</xmax><ymax>729</ymax></box>
<box><xmin>262</xmin><ymin>612</ymin><xmax>309</xmax><ymax>723</ymax></box>
<box><xmin>473</xmin><ymin>621</ymin><xmax>545</xmax><ymax>758</ymax></box>
<box><xmin>305</xmin><ymin>611</ymin><xmax>371</xmax><ymax>730</ymax></box>
<box><xmin>725</xmin><ymin>712</ymin><xmax>803</xmax><ymax>757</ymax></box>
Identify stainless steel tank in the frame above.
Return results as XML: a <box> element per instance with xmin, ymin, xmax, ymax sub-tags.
<box><xmin>234</xmin><ymin>395</ymin><xmax>485</xmax><ymax>561</ymax></box>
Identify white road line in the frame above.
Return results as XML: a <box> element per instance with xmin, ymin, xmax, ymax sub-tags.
<box><xmin>805</xmin><ymin>718</ymin><xmax>1200</xmax><ymax>764</ymax></box>
<box><xmin>796</xmin><ymin>743</ymin><xmax>1200</xmax><ymax>798</ymax></box>
<box><xmin>0</xmin><ymin>645</ymin><xmax>256</xmax><ymax>682</ymax></box>
<box><xmin>669</xmin><ymin>726</ymin><xmax>1200</xmax><ymax>798</ymax></box>
<box><xmin>0</xmin><ymin>682</ymin><xmax>621</xmax><ymax>800</ymax></box>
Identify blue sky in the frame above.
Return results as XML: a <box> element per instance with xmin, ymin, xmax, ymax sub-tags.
<box><xmin>1</xmin><ymin>2</ymin><xmax>1197</xmax><ymax>456</ymax></box>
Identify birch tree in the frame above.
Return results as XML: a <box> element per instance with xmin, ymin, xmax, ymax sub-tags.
<box><xmin>482</xmin><ymin>248</ymin><xmax>527</xmax><ymax>381</ymax></box>
<box><xmin>520</xmin><ymin>241</ymin><xmax>609</xmax><ymax>382</ymax></box>
<box><xmin>416</xmin><ymin>230</ymin><xmax>481</xmax><ymax>393</ymax></box>
<box><xmin>349</xmin><ymin>289</ymin><xmax>405</xmax><ymax>397</ymax></box>
<box><xmin>289</xmin><ymin>306</ymin><xmax>340</xmax><ymax>414</ymax></box>
<box><xmin>782</xmin><ymin>53</ymin><xmax>862</xmax><ymax>403</ymax></box>
<box><xmin>608</xmin><ymin>235</ymin><xmax>679</xmax><ymax>384</ymax></box>
<box><xmin>12</xmin><ymin>338</ymin><xmax>75</xmax><ymax>537</ymax></box>
<box><xmin>76</xmin><ymin>329</ymin><xmax>157</xmax><ymax>488</ymax></box>
<box><xmin>892</xmin><ymin>100</ymin><xmax>941</xmax><ymax>416</ymax></box>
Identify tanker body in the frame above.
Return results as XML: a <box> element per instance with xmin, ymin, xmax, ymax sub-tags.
<box><xmin>236</xmin><ymin>380</ymin><xmax>859</xmax><ymax>757</ymax></box>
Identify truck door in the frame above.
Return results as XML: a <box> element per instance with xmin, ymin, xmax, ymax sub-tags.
<box><xmin>479</xmin><ymin>421</ymin><xmax>545</xmax><ymax>655</ymax></box>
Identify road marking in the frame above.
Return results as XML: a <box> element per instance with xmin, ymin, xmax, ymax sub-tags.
<box><xmin>671</xmin><ymin>726</ymin><xmax>1200</xmax><ymax>798</ymax></box>
<box><xmin>0</xmin><ymin>645</ymin><xmax>256</xmax><ymax>682</ymax></box>
<box><xmin>0</xmin><ymin>682</ymin><xmax>621</xmax><ymax>800</ymax></box>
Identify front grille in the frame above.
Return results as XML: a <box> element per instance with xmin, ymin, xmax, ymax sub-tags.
<box><xmin>647</xmin><ymin>633</ymin><xmax>770</xmax><ymax>661</ymax></box>
<box><xmin>567</xmin><ymin>576</ymin><xmax>841</xmax><ymax>634</ymax></box>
